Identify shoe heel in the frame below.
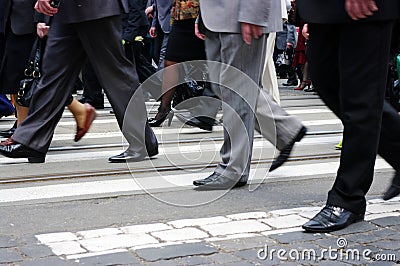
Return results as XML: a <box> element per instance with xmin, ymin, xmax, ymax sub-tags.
<box><xmin>28</xmin><ymin>156</ymin><xmax>45</xmax><ymax>163</ymax></box>
<box><xmin>167</xmin><ymin>112</ymin><xmax>174</xmax><ymax>127</ymax></box>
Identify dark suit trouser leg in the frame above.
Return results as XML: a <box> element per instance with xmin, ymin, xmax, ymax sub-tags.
<box><xmin>13</xmin><ymin>20</ymin><xmax>86</xmax><ymax>153</ymax></box>
<box><xmin>308</xmin><ymin>22</ymin><xmax>395</xmax><ymax>214</ymax></box>
<box><xmin>76</xmin><ymin>16</ymin><xmax>155</xmax><ymax>153</ymax></box>
<box><xmin>82</xmin><ymin>59</ymin><xmax>104</xmax><ymax>107</ymax></box>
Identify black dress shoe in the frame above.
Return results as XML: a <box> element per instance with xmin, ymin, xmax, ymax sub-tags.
<box><xmin>269</xmin><ymin>126</ymin><xmax>307</xmax><ymax>172</ymax></box>
<box><xmin>175</xmin><ymin>113</ymin><xmax>214</xmax><ymax>131</ymax></box>
<box><xmin>282</xmin><ymin>80</ymin><xmax>298</xmax><ymax>86</ymax></box>
<box><xmin>0</xmin><ymin>142</ymin><xmax>45</xmax><ymax>163</ymax></box>
<box><xmin>383</xmin><ymin>171</ymin><xmax>400</xmax><ymax>200</ymax></box>
<box><xmin>302</xmin><ymin>205</ymin><xmax>364</xmax><ymax>233</ymax></box>
<box><xmin>108</xmin><ymin>147</ymin><xmax>158</xmax><ymax>163</ymax></box>
<box><xmin>193</xmin><ymin>172</ymin><xmax>246</xmax><ymax>190</ymax></box>
<box><xmin>0</xmin><ymin>122</ymin><xmax>17</xmax><ymax>138</ymax></box>
<box><xmin>383</xmin><ymin>184</ymin><xmax>400</xmax><ymax>200</ymax></box>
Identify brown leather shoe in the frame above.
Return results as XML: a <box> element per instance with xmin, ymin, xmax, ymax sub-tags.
<box><xmin>75</xmin><ymin>103</ymin><xmax>96</xmax><ymax>142</ymax></box>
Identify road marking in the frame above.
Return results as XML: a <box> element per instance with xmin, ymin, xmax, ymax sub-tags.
<box><xmin>0</xmin><ymin>159</ymin><xmax>391</xmax><ymax>203</ymax></box>
<box><xmin>31</xmin><ymin>199</ymin><xmax>399</xmax><ymax>259</ymax></box>
<box><xmin>0</xmin><ymin>135</ymin><xmax>342</xmax><ymax>164</ymax></box>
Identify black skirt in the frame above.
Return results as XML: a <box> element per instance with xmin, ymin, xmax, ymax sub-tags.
<box><xmin>165</xmin><ymin>18</ymin><xmax>206</xmax><ymax>63</ymax></box>
<box><xmin>0</xmin><ymin>29</ymin><xmax>36</xmax><ymax>94</ymax></box>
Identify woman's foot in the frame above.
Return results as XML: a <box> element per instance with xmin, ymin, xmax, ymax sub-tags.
<box><xmin>294</xmin><ymin>80</ymin><xmax>311</xmax><ymax>91</ymax></box>
<box><xmin>148</xmin><ymin>107</ymin><xmax>173</xmax><ymax>127</ymax></box>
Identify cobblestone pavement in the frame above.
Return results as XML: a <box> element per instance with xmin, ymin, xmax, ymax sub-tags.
<box><xmin>1</xmin><ymin>197</ymin><xmax>399</xmax><ymax>265</ymax></box>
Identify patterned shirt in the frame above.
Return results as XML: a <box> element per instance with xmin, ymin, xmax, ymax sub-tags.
<box><xmin>171</xmin><ymin>0</ymin><xmax>200</xmax><ymax>21</ymax></box>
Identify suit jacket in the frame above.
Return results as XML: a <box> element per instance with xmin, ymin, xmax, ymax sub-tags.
<box><xmin>297</xmin><ymin>0</ymin><xmax>400</xmax><ymax>24</ymax></box>
<box><xmin>151</xmin><ymin>0</ymin><xmax>172</xmax><ymax>34</ymax></box>
<box><xmin>122</xmin><ymin>0</ymin><xmax>149</xmax><ymax>41</ymax></box>
<box><xmin>4</xmin><ymin>0</ymin><xmax>36</xmax><ymax>35</ymax></box>
<box><xmin>199</xmin><ymin>0</ymin><xmax>280</xmax><ymax>34</ymax></box>
<box><xmin>56</xmin><ymin>0</ymin><xmax>129</xmax><ymax>24</ymax></box>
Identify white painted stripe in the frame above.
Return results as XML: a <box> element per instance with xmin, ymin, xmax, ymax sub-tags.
<box><xmin>56</xmin><ymin>118</ymin><xmax>341</xmax><ymax>128</ymax></box>
<box><xmin>286</xmin><ymin>109</ymin><xmax>331</xmax><ymax>115</ymax></box>
<box><xmin>0</xmin><ymin>135</ymin><xmax>342</xmax><ymax>164</ymax></box>
<box><xmin>0</xmin><ymin>159</ymin><xmax>391</xmax><ymax>203</ymax></box>
<box><xmin>34</xmin><ymin>199</ymin><xmax>399</xmax><ymax>259</ymax></box>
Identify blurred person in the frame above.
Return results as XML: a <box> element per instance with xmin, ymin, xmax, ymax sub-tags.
<box><xmin>0</xmin><ymin>0</ymin><xmax>36</xmax><ymax>137</ymax></box>
<box><xmin>192</xmin><ymin>0</ymin><xmax>307</xmax><ymax>190</ymax></box>
<box><xmin>0</xmin><ymin>0</ymin><xmax>15</xmax><ymax>119</ymax></box>
<box><xmin>262</xmin><ymin>0</ymin><xmax>293</xmax><ymax>105</ymax></box>
<box><xmin>147</xmin><ymin>0</ymin><xmax>206</xmax><ymax>127</ymax></box>
<box><xmin>298</xmin><ymin>0</ymin><xmax>400</xmax><ymax>232</ymax></box>
<box><xmin>149</xmin><ymin>0</ymin><xmax>172</xmax><ymax>70</ymax></box>
<box><xmin>122</xmin><ymin>0</ymin><xmax>161</xmax><ymax>101</ymax></box>
<box><xmin>0</xmin><ymin>0</ymin><xmax>158</xmax><ymax>163</ymax></box>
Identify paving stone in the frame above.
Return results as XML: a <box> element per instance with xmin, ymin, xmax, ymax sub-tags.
<box><xmin>260</xmin><ymin>215</ymin><xmax>309</xmax><ymax>229</ymax></box>
<box><xmin>211</xmin><ymin>236</ymin><xmax>274</xmax><ymax>253</ymax></box>
<box><xmin>268</xmin><ymin>231</ymin><xmax>324</xmax><ymax>244</ymax></box>
<box><xmin>20</xmin><ymin>244</ymin><xmax>55</xmax><ymax>258</ymax></box>
<box><xmin>269</xmin><ymin>206</ymin><xmax>321</xmax><ymax>217</ymax></box>
<box><xmin>36</xmin><ymin>232</ymin><xmax>78</xmax><ymax>244</ymax></box>
<box><xmin>135</xmin><ymin>242</ymin><xmax>217</xmax><ymax>262</ymax></box>
<box><xmin>151</xmin><ymin>228</ymin><xmax>209</xmax><ymax>242</ymax></box>
<box><xmin>46</xmin><ymin>241</ymin><xmax>87</xmax><ymax>256</ymax></box>
<box><xmin>371</xmin><ymin>240</ymin><xmax>400</xmax><ymax>250</ymax></box>
<box><xmin>389</xmin><ymin>224</ymin><xmax>400</xmax><ymax>232</ymax></box>
<box><xmin>146</xmin><ymin>260</ymin><xmax>179</xmax><ymax>266</ymax></box>
<box><xmin>18</xmin><ymin>257</ymin><xmax>73</xmax><ymax>266</ymax></box>
<box><xmin>368</xmin><ymin>216</ymin><xmax>400</xmax><ymax>227</ymax></box>
<box><xmin>233</xmin><ymin>249</ymin><xmax>259</xmax><ymax>263</ymax></box>
<box><xmin>226</xmin><ymin>212</ymin><xmax>268</xmax><ymax>220</ymax></box>
<box><xmin>174</xmin><ymin>255</ymin><xmax>212</xmax><ymax>265</ymax></box>
<box><xmin>370</xmin><ymin>228</ymin><xmax>398</xmax><ymax>238</ymax></box>
<box><xmin>387</xmin><ymin>234</ymin><xmax>400</xmax><ymax>241</ymax></box>
<box><xmin>365</xmin><ymin>213</ymin><xmax>399</xmax><ymax>221</ymax></box>
<box><xmin>79</xmin><ymin>233</ymin><xmax>158</xmax><ymax>252</ymax></box>
<box><xmin>284</xmin><ymin>243</ymin><xmax>322</xmax><ymax>258</ymax></box>
<box><xmin>0</xmin><ymin>236</ymin><xmax>18</xmax><ymax>248</ymax></box>
<box><xmin>120</xmin><ymin>223</ymin><xmax>172</xmax><ymax>234</ymax></box>
<box><xmin>200</xmin><ymin>220</ymin><xmax>271</xmax><ymax>236</ymax></box>
<box><xmin>340</xmin><ymin>232</ymin><xmax>385</xmax><ymax>244</ymax></box>
<box><xmin>206</xmin><ymin>233</ymin><xmax>260</xmax><ymax>242</ymax></box>
<box><xmin>223</xmin><ymin>262</ymin><xmax>254</xmax><ymax>266</ymax></box>
<box><xmin>316</xmin><ymin>260</ymin><xmax>350</xmax><ymax>266</ymax></box>
<box><xmin>0</xmin><ymin>248</ymin><xmax>23</xmax><ymax>263</ymax></box>
<box><xmin>328</xmin><ymin>221</ymin><xmax>378</xmax><ymax>236</ymax></box>
<box><xmin>207</xmin><ymin>253</ymin><xmax>242</xmax><ymax>264</ymax></box>
<box><xmin>314</xmin><ymin>237</ymin><xmax>347</xmax><ymax>249</ymax></box>
<box><xmin>366</xmin><ymin>203</ymin><xmax>400</xmax><ymax>214</ymax></box>
<box><xmin>77</xmin><ymin>228</ymin><xmax>122</xmax><ymax>239</ymax></box>
<box><xmin>167</xmin><ymin>216</ymin><xmax>231</xmax><ymax>229</ymax></box>
<box><xmin>74</xmin><ymin>251</ymin><xmax>140</xmax><ymax>265</ymax></box>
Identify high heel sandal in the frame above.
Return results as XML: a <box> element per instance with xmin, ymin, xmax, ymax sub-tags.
<box><xmin>294</xmin><ymin>80</ymin><xmax>311</xmax><ymax>91</ymax></box>
<box><xmin>148</xmin><ymin>108</ymin><xmax>174</xmax><ymax>127</ymax></box>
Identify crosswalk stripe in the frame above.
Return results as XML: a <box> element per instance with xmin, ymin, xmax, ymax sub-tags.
<box><xmin>0</xmin><ymin>159</ymin><xmax>391</xmax><ymax>203</ymax></box>
<box><xmin>0</xmin><ymin>135</ymin><xmax>342</xmax><ymax>164</ymax></box>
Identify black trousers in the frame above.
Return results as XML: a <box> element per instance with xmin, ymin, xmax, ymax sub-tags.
<box><xmin>13</xmin><ymin>16</ymin><xmax>156</xmax><ymax>154</ymax></box>
<box><xmin>308</xmin><ymin>21</ymin><xmax>400</xmax><ymax>214</ymax></box>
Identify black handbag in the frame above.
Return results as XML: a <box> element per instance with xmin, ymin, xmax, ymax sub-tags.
<box><xmin>172</xmin><ymin>63</ymin><xmax>210</xmax><ymax>110</ymax></box>
<box><xmin>16</xmin><ymin>37</ymin><xmax>43</xmax><ymax>107</ymax></box>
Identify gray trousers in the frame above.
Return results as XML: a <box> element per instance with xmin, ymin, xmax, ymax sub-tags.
<box><xmin>13</xmin><ymin>16</ymin><xmax>155</xmax><ymax>154</ymax></box>
<box><xmin>205</xmin><ymin>31</ymin><xmax>303</xmax><ymax>182</ymax></box>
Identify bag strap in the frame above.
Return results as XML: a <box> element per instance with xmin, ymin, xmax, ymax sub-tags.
<box><xmin>24</xmin><ymin>37</ymin><xmax>43</xmax><ymax>79</ymax></box>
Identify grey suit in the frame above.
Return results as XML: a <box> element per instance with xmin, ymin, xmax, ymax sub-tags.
<box><xmin>13</xmin><ymin>0</ymin><xmax>157</xmax><ymax>157</ymax></box>
<box><xmin>200</xmin><ymin>0</ymin><xmax>304</xmax><ymax>181</ymax></box>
